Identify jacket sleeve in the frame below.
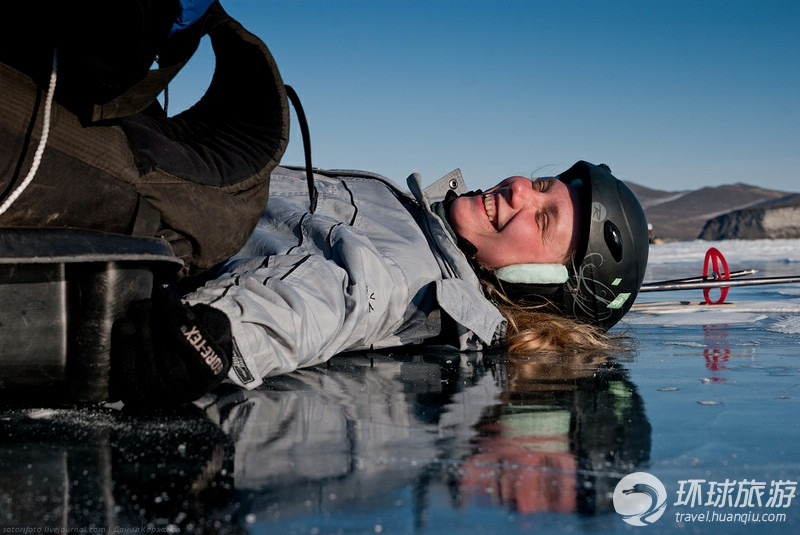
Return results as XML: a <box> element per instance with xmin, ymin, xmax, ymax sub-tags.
<box><xmin>184</xmin><ymin>226</ymin><xmax>417</xmax><ymax>389</ymax></box>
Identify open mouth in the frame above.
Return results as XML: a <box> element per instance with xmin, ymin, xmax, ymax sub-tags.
<box><xmin>483</xmin><ymin>192</ymin><xmax>498</xmax><ymax>229</ymax></box>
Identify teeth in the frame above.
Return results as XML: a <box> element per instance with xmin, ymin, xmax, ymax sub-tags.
<box><xmin>483</xmin><ymin>193</ymin><xmax>496</xmax><ymax>227</ymax></box>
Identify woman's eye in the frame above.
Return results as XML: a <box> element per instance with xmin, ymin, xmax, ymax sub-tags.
<box><xmin>533</xmin><ymin>178</ymin><xmax>552</xmax><ymax>192</ymax></box>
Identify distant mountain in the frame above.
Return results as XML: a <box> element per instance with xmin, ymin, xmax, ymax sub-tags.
<box><xmin>698</xmin><ymin>193</ymin><xmax>800</xmax><ymax>240</ymax></box>
<box><xmin>625</xmin><ymin>182</ymin><xmax>797</xmax><ymax>242</ymax></box>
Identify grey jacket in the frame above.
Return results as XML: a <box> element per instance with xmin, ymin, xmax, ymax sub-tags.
<box><xmin>185</xmin><ymin>166</ymin><xmax>506</xmax><ymax>389</ymax></box>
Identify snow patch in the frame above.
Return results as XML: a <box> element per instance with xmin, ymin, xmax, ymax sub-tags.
<box><xmin>25</xmin><ymin>408</ymin><xmax>61</xmax><ymax>420</ymax></box>
<box><xmin>625</xmin><ymin>311</ymin><xmax>768</xmax><ymax>326</ymax></box>
<box><xmin>767</xmin><ymin>316</ymin><xmax>800</xmax><ymax>335</ymax></box>
<box><xmin>649</xmin><ymin>239</ymin><xmax>800</xmax><ymax>265</ymax></box>
<box><xmin>663</xmin><ymin>341</ymin><xmax>706</xmax><ymax>348</ymax></box>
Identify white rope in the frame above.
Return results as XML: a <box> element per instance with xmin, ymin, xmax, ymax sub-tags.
<box><xmin>0</xmin><ymin>48</ymin><xmax>58</xmax><ymax>216</ymax></box>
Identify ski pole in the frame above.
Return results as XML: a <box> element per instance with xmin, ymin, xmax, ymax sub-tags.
<box><xmin>644</xmin><ymin>269</ymin><xmax>757</xmax><ymax>287</ymax></box>
<box><xmin>640</xmin><ymin>275</ymin><xmax>800</xmax><ymax>292</ymax></box>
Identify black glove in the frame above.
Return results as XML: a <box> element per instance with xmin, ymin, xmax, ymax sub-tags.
<box><xmin>111</xmin><ymin>291</ymin><xmax>232</xmax><ymax>408</ymax></box>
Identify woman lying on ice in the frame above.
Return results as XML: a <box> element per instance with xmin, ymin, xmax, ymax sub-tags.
<box><xmin>0</xmin><ymin>2</ymin><xmax>647</xmax><ymax>407</ymax></box>
<box><xmin>112</xmin><ymin>161</ymin><xmax>650</xmax><ymax>407</ymax></box>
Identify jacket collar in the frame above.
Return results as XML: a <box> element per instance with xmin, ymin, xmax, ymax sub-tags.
<box><xmin>407</xmin><ymin>170</ymin><xmax>506</xmax><ymax>348</ymax></box>
<box><xmin>415</xmin><ymin>168</ymin><xmax>468</xmax><ymax>202</ymax></box>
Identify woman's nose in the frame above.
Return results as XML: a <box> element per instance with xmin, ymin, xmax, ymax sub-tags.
<box><xmin>507</xmin><ymin>177</ymin><xmax>537</xmax><ymax>208</ymax></box>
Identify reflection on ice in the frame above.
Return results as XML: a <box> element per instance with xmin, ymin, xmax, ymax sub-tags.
<box><xmin>1</xmin><ymin>349</ymin><xmax>651</xmax><ymax>532</ymax></box>
<box><xmin>206</xmin><ymin>350</ymin><xmax>651</xmax><ymax>527</ymax></box>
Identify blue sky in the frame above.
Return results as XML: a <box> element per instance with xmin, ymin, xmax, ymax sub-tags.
<box><xmin>168</xmin><ymin>0</ymin><xmax>800</xmax><ymax>193</ymax></box>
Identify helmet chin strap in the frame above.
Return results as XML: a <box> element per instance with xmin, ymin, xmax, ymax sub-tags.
<box><xmin>491</xmin><ymin>263</ymin><xmax>569</xmax><ymax>308</ymax></box>
<box><xmin>444</xmin><ymin>188</ymin><xmax>480</xmax><ymax>257</ymax></box>
<box><xmin>456</xmin><ymin>235</ymin><xmax>478</xmax><ymax>256</ymax></box>
<box><xmin>495</xmin><ymin>264</ymin><xmax>569</xmax><ymax>285</ymax></box>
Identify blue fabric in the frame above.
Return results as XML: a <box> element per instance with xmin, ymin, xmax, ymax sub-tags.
<box><xmin>168</xmin><ymin>0</ymin><xmax>216</xmax><ymax>37</ymax></box>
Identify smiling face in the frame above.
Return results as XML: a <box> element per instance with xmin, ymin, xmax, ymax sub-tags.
<box><xmin>448</xmin><ymin>176</ymin><xmax>582</xmax><ymax>270</ymax></box>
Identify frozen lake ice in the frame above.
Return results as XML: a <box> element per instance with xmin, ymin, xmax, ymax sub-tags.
<box><xmin>2</xmin><ymin>239</ymin><xmax>800</xmax><ymax>534</ymax></box>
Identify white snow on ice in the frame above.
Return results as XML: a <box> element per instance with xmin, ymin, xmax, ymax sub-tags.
<box><xmin>629</xmin><ymin>239</ymin><xmax>800</xmax><ymax>328</ymax></box>
<box><xmin>625</xmin><ymin>311</ymin><xmax>770</xmax><ymax>326</ymax></box>
<box><xmin>768</xmin><ymin>316</ymin><xmax>800</xmax><ymax>335</ymax></box>
<box><xmin>648</xmin><ymin>238</ymin><xmax>800</xmax><ymax>265</ymax></box>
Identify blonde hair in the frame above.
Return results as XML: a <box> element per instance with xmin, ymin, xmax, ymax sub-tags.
<box><xmin>481</xmin><ymin>276</ymin><xmax>625</xmax><ymax>354</ymax></box>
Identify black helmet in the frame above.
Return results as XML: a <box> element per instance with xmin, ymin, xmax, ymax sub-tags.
<box><xmin>495</xmin><ymin>161</ymin><xmax>649</xmax><ymax>331</ymax></box>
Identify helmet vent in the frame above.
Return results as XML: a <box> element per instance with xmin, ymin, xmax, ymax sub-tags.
<box><xmin>604</xmin><ymin>220</ymin><xmax>623</xmax><ymax>261</ymax></box>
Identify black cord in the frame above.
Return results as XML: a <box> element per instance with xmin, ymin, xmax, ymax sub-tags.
<box><xmin>285</xmin><ymin>85</ymin><xmax>317</xmax><ymax>213</ymax></box>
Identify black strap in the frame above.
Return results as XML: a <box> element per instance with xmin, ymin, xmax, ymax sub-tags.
<box><xmin>90</xmin><ymin>2</ymin><xmax>230</xmax><ymax>122</ymax></box>
<box><xmin>285</xmin><ymin>85</ymin><xmax>317</xmax><ymax>213</ymax></box>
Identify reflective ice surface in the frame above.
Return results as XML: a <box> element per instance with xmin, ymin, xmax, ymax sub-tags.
<box><xmin>2</xmin><ymin>240</ymin><xmax>799</xmax><ymax>534</ymax></box>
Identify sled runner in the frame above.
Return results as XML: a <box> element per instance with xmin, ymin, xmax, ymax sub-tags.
<box><xmin>0</xmin><ymin>228</ymin><xmax>182</xmax><ymax>404</ymax></box>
